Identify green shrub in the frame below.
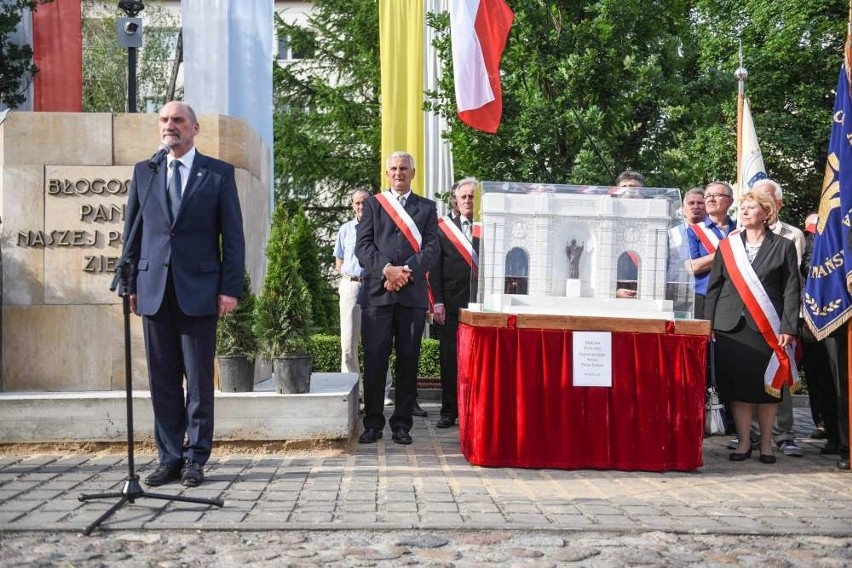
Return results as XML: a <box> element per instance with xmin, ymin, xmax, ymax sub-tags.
<box><xmin>309</xmin><ymin>333</ymin><xmax>340</xmax><ymax>372</ymax></box>
<box><xmin>418</xmin><ymin>338</ymin><xmax>440</xmax><ymax>378</ymax></box>
<box><xmin>216</xmin><ymin>271</ymin><xmax>257</xmax><ymax>357</ymax></box>
<box><xmin>307</xmin><ymin>334</ymin><xmax>441</xmax><ymax>378</ymax></box>
<box><xmin>254</xmin><ymin>203</ymin><xmax>312</xmax><ymax>356</ymax></box>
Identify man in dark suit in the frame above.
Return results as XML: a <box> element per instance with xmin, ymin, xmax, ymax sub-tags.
<box><xmin>123</xmin><ymin>101</ymin><xmax>245</xmax><ymax>487</ymax></box>
<box><xmin>355</xmin><ymin>151</ymin><xmax>439</xmax><ymax>445</ymax></box>
<box><xmin>432</xmin><ymin>178</ymin><xmax>479</xmax><ymax>428</ymax></box>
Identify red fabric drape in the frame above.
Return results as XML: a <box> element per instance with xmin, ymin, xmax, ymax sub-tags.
<box><xmin>457</xmin><ymin>323</ymin><xmax>707</xmax><ymax>471</ymax></box>
<box><xmin>33</xmin><ymin>0</ymin><xmax>82</xmax><ymax>111</ymax></box>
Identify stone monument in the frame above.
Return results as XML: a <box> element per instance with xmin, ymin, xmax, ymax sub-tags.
<box><xmin>0</xmin><ymin>112</ymin><xmax>270</xmax><ymax>391</ymax></box>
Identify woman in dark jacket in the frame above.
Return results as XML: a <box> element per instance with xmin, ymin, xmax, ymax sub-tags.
<box><xmin>705</xmin><ymin>191</ymin><xmax>800</xmax><ymax>464</ymax></box>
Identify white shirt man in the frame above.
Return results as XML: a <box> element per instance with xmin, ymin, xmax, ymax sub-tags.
<box><xmin>334</xmin><ymin>189</ymin><xmax>392</xmax><ymax>405</ymax></box>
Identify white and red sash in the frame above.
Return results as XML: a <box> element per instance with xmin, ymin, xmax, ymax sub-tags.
<box><xmin>376</xmin><ymin>191</ymin><xmax>422</xmax><ymax>252</ymax></box>
<box><xmin>376</xmin><ymin>191</ymin><xmax>435</xmax><ymax>311</ymax></box>
<box><xmin>690</xmin><ymin>222</ymin><xmax>722</xmax><ymax>253</ymax></box>
<box><xmin>437</xmin><ymin>215</ymin><xmax>478</xmax><ymax>270</ymax></box>
<box><xmin>717</xmin><ymin>232</ymin><xmax>799</xmax><ymax>396</ymax></box>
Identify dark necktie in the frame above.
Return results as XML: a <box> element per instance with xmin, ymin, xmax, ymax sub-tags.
<box><xmin>397</xmin><ymin>194</ymin><xmax>406</xmax><ymax>208</ymax></box>
<box><xmin>462</xmin><ymin>220</ymin><xmax>471</xmax><ymax>240</ymax></box>
<box><xmin>168</xmin><ymin>160</ymin><xmax>182</xmax><ymax>220</ymax></box>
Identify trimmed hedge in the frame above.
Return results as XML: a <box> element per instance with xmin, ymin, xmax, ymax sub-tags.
<box><xmin>310</xmin><ymin>333</ymin><xmax>440</xmax><ymax>379</ymax></box>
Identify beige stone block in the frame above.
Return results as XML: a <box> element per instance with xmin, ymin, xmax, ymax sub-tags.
<box><xmin>235</xmin><ymin>169</ymin><xmax>270</xmax><ymax>291</ymax></box>
<box><xmin>0</xmin><ymin>112</ymin><xmax>113</xmax><ymax>166</ymax></box>
<box><xmin>113</xmin><ymin>113</ymin><xmax>160</xmax><ymax>166</ymax></box>
<box><xmin>216</xmin><ymin>116</ymin><xmax>263</xmax><ymax>179</ymax></box>
<box><xmin>1</xmin><ymin>165</ymin><xmax>45</xmax><ymax>305</ymax></box>
<box><xmin>41</xmin><ymin>166</ymin><xmax>130</xmax><ymax>305</ymax></box>
<box><xmin>2</xmin><ymin>305</ymin><xmax>147</xmax><ymax>392</ymax></box>
<box><xmin>113</xmin><ymin>112</ymin><xmax>264</xmax><ymax>179</ymax></box>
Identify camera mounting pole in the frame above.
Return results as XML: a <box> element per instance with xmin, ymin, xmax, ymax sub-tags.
<box><xmin>117</xmin><ymin>1</ymin><xmax>145</xmax><ymax>112</ymax></box>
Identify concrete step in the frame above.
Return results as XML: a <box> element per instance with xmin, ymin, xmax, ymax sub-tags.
<box><xmin>0</xmin><ymin>373</ymin><xmax>358</xmax><ymax>444</ymax></box>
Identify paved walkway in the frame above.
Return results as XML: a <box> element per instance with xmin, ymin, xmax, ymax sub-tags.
<box><xmin>1</xmin><ymin>404</ymin><xmax>851</xmax><ymax>566</ymax></box>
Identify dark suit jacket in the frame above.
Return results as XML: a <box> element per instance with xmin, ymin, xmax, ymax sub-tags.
<box><xmin>355</xmin><ymin>192</ymin><xmax>439</xmax><ymax>308</ymax></box>
<box><xmin>124</xmin><ymin>151</ymin><xmax>245</xmax><ymax>316</ymax></box>
<box><xmin>431</xmin><ymin>217</ymin><xmax>479</xmax><ymax>314</ymax></box>
<box><xmin>705</xmin><ymin>230</ymin><xmax>800</xmax><ymax>335</ymax></box>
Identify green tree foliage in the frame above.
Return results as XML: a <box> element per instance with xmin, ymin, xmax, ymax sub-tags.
<box><xmin>254</xmin><ymin>203</ymin><xmax>312</xmax><ymax>357</ymax></box>
<box><xmin>288</xmin><ymin>202</ymin><xmax>338</xmax><ymax>334</ymax></box>
<box><xmin>426</xmin><ymin>1</ymin><xmax>700</xmax><ymax>188</ymax></box>
<box><xmin>216</xmin><ymin>271</ymin><xmax>257</xmax><ymax>357</ymax></box>
<box><xmin>691</xmin><ymin>0</ymin><xmax>846</xmax><ymax>225</ymax></box>
<box><xmin>0</xmin><ymin>0</ymin><xmax>51</xmax><ymax>109</ymax></box>
<box><xmin>425</xmin><ymin>1</ymin><xmax>845</xmax><ymax>228</ymax></box>
<box><xmin>272</xmin><ymin>0</ymin><xmax>382</xmax><ymax>340</ymax></box>
<box><xmin>273</xmin><ymin>1</ymin><xmax>843</xmax><ymax>236</ymax></box>
<box><xmin>272</xmin><ymin>0</ymin><xmax>381</xmax><ymax>220</ymax></box>
<box><xmin>82</xmin><ymin>0</ymin><xmax>180</xmax><ymax>112</ymax></box>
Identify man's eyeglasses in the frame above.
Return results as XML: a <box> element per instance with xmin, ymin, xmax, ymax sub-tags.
<box><xmin>704</xmin><ymin>193</ymin><xmax>732</xmax><ymax>200</ymax></box>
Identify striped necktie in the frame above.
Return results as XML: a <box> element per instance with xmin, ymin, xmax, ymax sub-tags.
<box><xmin>168</xmin><ymin>160</ymin><xmax>182</xmax><ymax>220</ymax></box>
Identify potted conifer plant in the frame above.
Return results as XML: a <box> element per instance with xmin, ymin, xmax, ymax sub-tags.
<box><xmin>254</xmin><ymin>203</ymin><xmax>313</xmax><ymax>394</ymax></box>
<box><xmin>216</xmin><ymin>271</ymin><xmax>257</xmax><ymax>392</ymax></box>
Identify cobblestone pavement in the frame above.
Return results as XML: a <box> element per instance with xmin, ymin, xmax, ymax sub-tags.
<box><xmin>1</xmin><ymin>405</ymin><xmax>851</xmax><ymax>566</ymax></box>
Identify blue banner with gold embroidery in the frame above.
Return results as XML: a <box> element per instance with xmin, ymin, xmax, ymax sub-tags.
<box><xmin>804</xmin><ymin>66</ymin><xmax>852</xmax><ymax>340</ymax></box>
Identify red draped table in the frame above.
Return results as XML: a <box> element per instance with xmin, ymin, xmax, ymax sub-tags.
<box><xmin>457</xmin><ymin>311</ymin><xmax>710</xmax><ymax>471</ymax></box>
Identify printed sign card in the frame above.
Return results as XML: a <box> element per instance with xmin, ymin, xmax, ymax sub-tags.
<box><xmin>572</xmin><ymin>332</ymin><xmax>612</xmax><ymax>387</ymax></box>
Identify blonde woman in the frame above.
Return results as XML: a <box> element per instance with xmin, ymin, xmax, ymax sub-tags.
<box><xmin>705</xmin><ymin>191</ymin><xmax>800</xmax><ymax>464</ymax></box>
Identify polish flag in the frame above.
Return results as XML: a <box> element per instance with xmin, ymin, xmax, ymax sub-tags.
<box><xmin>449</xmin><ymin>0</ymin><xmax>514</xmax><ymax>134</ymax></box>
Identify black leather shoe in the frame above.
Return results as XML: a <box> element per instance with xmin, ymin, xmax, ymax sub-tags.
<box><xmin>729</xmin><ymin>449</ymin><xmax>752</xmax><ymax>462</ymax></box>
<box><xmin>838</xmin><ymin>459</ymin><xmax>851</xmax><ymax>471</ymax></box>
<box><xmin>144</xmin><ymin>463</ymin><xmax>181</xmax><ymax>487</ymax></box>
<box><xmin>181</xmin><ymin>460</ymin><xmax>205</xmax><ymax>487</ymax></box>
<box><xmin>759</xmin><ymin>453</ymin><xmax>776</xmax><ymax>464</ymax></box>
<box><xmin>392</xmin><ymin>428</ymin><xmax>412</xmax><ymax>445</ymax></box>
<box><xmin>436</xmin><ymin>416</ymin><xmax>457</xmax><ymax>428</ymax></box>
<box><xmin>412</xmin><ymin>402</ymin><xmax>427</xmax><ymax>418</ymax></box>
<box><xmin>358</xmin><ymin>428</ymin><xmax>383</xmax><ymax>444</ymax></box>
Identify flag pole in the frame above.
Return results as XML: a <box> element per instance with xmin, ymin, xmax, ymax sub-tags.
<box><xmin>846</xmin><ymin>0</ymin><xmax>852</xmax><ymax>472</ymax></box>
<box><xmin>734</xmin><ymin>42</ymin><xmax>747</xmax><ymax>206</ymax></box>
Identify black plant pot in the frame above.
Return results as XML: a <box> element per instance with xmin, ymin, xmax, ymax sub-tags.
<box><xmin>273</xmin><ymin>355</ymin><xmax>312</xmax><ymax>394</ymax></box>
<box><xmin>218</xmin><ymin>356</ymin><xmax>254</xmax><ymax>392</ymax></box>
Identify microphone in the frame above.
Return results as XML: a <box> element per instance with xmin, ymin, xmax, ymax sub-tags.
<box><xmin>148</xmin><ymin>144</ymin><xmax>170</xmax><ymax>168</ymax></box>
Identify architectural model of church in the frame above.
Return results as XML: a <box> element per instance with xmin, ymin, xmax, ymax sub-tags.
<box><xmin>469</xmin><ymin>182</ymin><xmax>693</xmax><ymax>320</ymax></box>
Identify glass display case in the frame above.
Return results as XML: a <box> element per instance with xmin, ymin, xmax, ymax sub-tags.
<box><xmin>468</xmin><ymin>181</ymin><xmax>696</xmax><ymax>320</ymax></box>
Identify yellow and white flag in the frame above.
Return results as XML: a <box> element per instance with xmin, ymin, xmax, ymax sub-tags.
<box><xmin>737</xmin><ymin>98</ymin><xmax>768</xmax><ymax>202</ymax></box>
<box><xmin>379</xmin><ymin>0</ymin><xmax>453</xmax><ymax>200</ymax></box>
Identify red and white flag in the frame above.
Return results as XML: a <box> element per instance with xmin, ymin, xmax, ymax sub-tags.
<box><xmin>449</xmin><ymin>0</ymin><xmax>514</xmax><ymax>134</ymax></box>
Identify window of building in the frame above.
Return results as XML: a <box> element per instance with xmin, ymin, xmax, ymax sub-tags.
<box><xmin>277</xmin><ymin>30</ymin><xmax>315</xmax><ymax>61</ymax></box>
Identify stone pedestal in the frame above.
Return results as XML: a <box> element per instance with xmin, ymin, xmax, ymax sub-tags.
<box><xmin>0</xmin><ymin>112</ymin><xmax>270</xmax><ymax>392</ymax></box>
<box><xmin>566</xmin><ymin>278</ymin><xmax>582</xmax><ymax>297</ymax></box>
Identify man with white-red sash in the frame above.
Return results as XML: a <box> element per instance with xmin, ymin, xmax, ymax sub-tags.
<box><xmin>355</xmin><ymin>151</ymin><xmax>440</xmax><ymax>445</ymax></box>
<box><xmin>431</xmin><ymin>178</ymin><xmax>480</xmax><ymax>428</ymax></box>
<box><xmin>686</xmin><ymin>181</ymin><xmax>737</xmax><ymax>318</ymax></box>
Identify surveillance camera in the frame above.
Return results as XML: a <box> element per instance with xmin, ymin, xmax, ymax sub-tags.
<box><xmin>124</xmin><ymin>21</ymin><xmax>139</xmax><ymax>34</ymax></box>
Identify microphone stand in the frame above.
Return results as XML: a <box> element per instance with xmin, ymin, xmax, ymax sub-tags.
<box><xmin>78</xmin><ymin>157</ymin><xmax>224</xmax><ymax>536</ymax></box>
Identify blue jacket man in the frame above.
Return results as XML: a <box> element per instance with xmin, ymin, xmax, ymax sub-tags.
<box><xmin>123</xmin><ymin>101</ymin><xmax>245</xmax><ymax>487</ymax></box>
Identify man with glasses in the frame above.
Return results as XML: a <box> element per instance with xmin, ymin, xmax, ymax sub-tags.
<box><xmin>686</xmin><ymin>181</ymin><xmax>737</xmax><ymax>319</ymax></box>
<box><xmin>431</xmin><ymin>178</ymin><xmax>479</xmax><ymax>428</ymax></box>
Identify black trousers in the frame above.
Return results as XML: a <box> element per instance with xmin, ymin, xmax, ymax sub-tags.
<box><xmin>824</xmin><ymin>325</ymin><xmax>850</xmax><ymax>451</ymax></box>
<box><xmin>361</xmin><ymin>303</ymin><xmax>426</xmax><ymax>433</ymax></box>
<box><xmin>801</xmin><ymin>322</ymin><xmax>839</xmax><ymax>444</ymax></box>
<box><xmin>142</xmin><ymin>273</ymin><xmax>217</xmax><ymax>467</ymax></box>
<box><xmin>438</xmin><ymin>312</ymin><xmax>460</xmax><ymax>419</ymax></box>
